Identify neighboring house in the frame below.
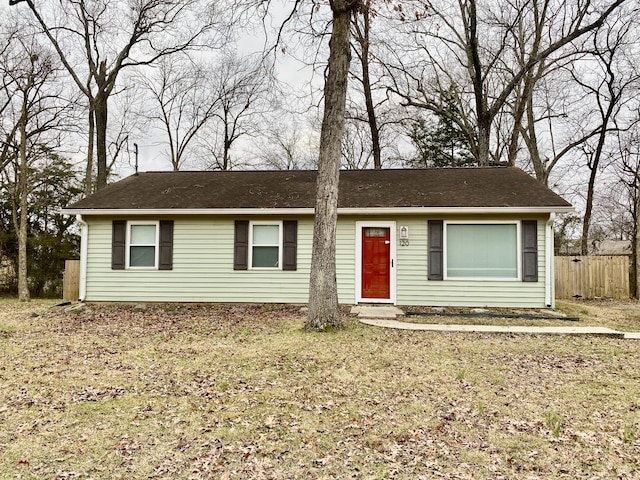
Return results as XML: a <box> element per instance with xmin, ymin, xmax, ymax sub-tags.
<box><xmin>63</xmin><ymin>167</ymin><xmax>573</xmax><ymax>308</ymax></box>
<box><xmin>589</xmin><ymin>239</ymin><xmax>632</xmax><ymax>256</ymax></box>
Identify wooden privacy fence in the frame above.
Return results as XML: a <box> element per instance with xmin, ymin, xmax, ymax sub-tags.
<box><xmin>555</xmin><ymin>256</ymin><xmax>629</xmax><ymax>299</ymax></box>
<box><xmin>63</xmin><ymin>259</ymin><xmax>80</xmax><ymax>302</ymax></box>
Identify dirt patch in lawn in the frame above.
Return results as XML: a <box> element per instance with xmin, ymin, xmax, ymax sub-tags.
<box><xmin>1</xmin><ymin>300</ymin><xmax>639</xmax><ymax>479</ymax></box>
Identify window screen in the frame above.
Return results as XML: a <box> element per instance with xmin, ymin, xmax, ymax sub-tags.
<box><xmin>252</xmin><ymin>224</ymin><xmax>280</xmax><ymax>268</ymax></box>
<box><xmin>446</xmin><ymin>223</ymin><xmax>517</xmax><ymax>279</ymax></box>
<box><xmin>129</xmin><ymin>224</ymin><xmax>157</xmax><ymax>267</ymax></box>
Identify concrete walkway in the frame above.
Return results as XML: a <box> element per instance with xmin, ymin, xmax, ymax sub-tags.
<box><xmin>352</xmin><ymin>306</ymin><xmax>640</xmax><ymax>340</ymax></box>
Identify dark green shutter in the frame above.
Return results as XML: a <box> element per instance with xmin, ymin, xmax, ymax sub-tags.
<box><xmin>234</xmin><ymin>220</ymin><xmax>249</xmax><ymax>270</ymax></box>
<box><xmin>282</xmin><ymin>220</ymin><xmax>297</xmax><ymax>271</ymax></box>
<box><xmin>112</xmin><ymin>220</ymin><xmax>126</xmax><ymax>270</ymax></box>
<box><xmin>428</xmin><ymin>220</ymin><xmax>443</xmax><ymax>280</ymax></box>
<box><xmin>159</xmin><ymin>221</ymin><xmax>174</xmax><ymax>270</ymax></box>
<box><xmin>522</xmin><ymin>220</ymin><xmax>538</xmax><ymax>282</ymax></box>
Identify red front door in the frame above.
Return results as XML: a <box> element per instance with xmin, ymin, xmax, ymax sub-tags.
<box><xmin>362</xmin><ymin>227</ymin><xmax>391</xmax><ymax>299</ymax></box>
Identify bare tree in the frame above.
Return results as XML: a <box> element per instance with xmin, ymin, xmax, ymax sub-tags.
<box><xmin>509</xmin><ymin>6</ymin><xmax>639</xmax><ymax>186</ymax></box>
<box><xmin>575</xmin><ymin>19</ymin><xmax>640</xmax><ymax>255</ymax></box>
<box><xmin>138</xmin><ymin>56</ymin><xmax>222</xmax><ymax>171</ymax></box>
<box><xmin>11</xmin><ymin>0</ymin><xmax>224</xmax><ymax>191</ymax></box>
<box><xmin>347</xmin><ymin>1</ymin><xmax>413</xmax><ymax>170</ymax></box>
<box><xmin>341</xmin><ymin>119</ymin><xmax>375</xmax><ymax>169</ymax></box>
<box><xmin>388</xmin><ymin>0</ymin><xmax>630</xmax><ymax>166</ymax></box>
<box><xmin>520</xmin><ymin>67</ymin><xmax>590</xmax><ymax>185</ymax></box>
<box><xmin>254</xmin><ymin>114</ymin><xmax>317</xmax><ymax>170</ymax></box>
<box><xmin>350</xmin><ymin>0</ymin><xmax>382</xmax><ymax>169</ymax></box>
<box><xmin>614</xmin><ymin>124</ymin><xmax>640</xmax><ymax>296</ymax></box>
<box><xmin>306</xmin><ymin>0</ymin><xmax>360</xmax><ymax>331</ymax></box>
<box><xmin>197</xmin><ymin>51</ymin><xmax>269</xmax><ymax>171</ymax></box>
<box><xmin>1</xmin><ymin>30</ymin><xmax>72</xmax><ymax>301</ymax></box>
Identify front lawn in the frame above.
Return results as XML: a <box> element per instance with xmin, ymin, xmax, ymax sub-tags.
<box><xmin>1</xmin><ymin>300</ymin><xmax>639</xmax><ymax>479</ymax></box>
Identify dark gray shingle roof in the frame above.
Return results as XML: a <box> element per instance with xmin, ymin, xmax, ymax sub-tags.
<box><xmin>66</xmin><ymin>167</ymin><xmax>572</xmax><ymax>211</ymax></box>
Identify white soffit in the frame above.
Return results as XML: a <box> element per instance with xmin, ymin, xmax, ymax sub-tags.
<box><xmin>62</xmin><ymin>206</ymin><xmax>575</xmax><ymax>216</ymax></box>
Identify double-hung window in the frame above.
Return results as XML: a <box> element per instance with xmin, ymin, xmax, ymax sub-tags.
<box><xmin>111</xmin><ymin>220</ymin><xmax>173</xmax><ymax>270</ymax></box>
<box><xmin>444</xmin><ymin>222</ymin><xmax>520</xmax><ymax>280</ymax></box>
<box><xmin>234</xmin><ymin>220</ymin><xmax>297</xmax><ymax>271</ymax></box>
<box><xmin>250</xmin><ymin>221</ymin><xmax>282</xmax><ymax>269</ymax></box>
<box><xmin>127</xmin><ymin>221</ymin><xmax>159</xmax><ymax>268</ymax></box>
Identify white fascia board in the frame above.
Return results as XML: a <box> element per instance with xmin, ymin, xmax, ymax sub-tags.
<box><xmin>62</xmin><ymin>205</ymin><xmax>574</xmax><ymax>216</ymax></box>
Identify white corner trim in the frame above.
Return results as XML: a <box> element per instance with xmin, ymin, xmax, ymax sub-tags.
<box><xmin>76</xmin><ymin>214</ymin><xmax>88</xmax><ymax>302</ymax></box>
<box><xmin>545</xmin><ymin>213</ymin><xmax>556</xmax><ymax>308</ymax></box>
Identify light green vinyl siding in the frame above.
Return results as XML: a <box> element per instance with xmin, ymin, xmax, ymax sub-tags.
<box><xmin>84</xmin><ymin>216</ymin><xmax>357</xmax><ymax>304</ymax></box>
<box><xmin>335</xmin><ymin>219</ymin><xmax>356</xmax><ymax>304</ymax></box>
<box><xmin>395</xmin><ymin>215</ymin><xmax>548</xmax><ymax>308</ymax></box>
<box><xmin>83</xmin><ymin>213</ymin><xmax>549</xmax><ymax>307</ymax></box>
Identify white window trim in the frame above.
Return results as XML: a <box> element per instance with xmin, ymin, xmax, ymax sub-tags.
<box><xmin>126</xmin><ymin>220</ymin><xmax>159</xmax><ymax>269</ymax></box>
<box><xmin>443</xmin><ymin>220</ymin><xmax>521</xmax><ymax>281</ymax></box>
<box><xmin>249</xmin><ymin>220</ymin><xmax>283</xmax><ymax>270</ymax></box>
<box><xmin>355</xmin><ymin>221</ymin><xmax>397</xmax><ymax>304</ymax></box>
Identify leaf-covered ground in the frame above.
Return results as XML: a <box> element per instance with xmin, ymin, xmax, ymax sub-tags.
<box><xmin>1</xmin><ymin>300</ymin><xmax>639</xmax><ymax>479</ymax></box>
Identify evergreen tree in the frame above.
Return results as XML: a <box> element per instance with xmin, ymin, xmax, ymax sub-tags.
<box><xmin>0</xmin><ymin>150</ymin><xmax>82</xmax><ymax>297</ymax></box>
<box><xmin>408</xmin><ymin>89</ymin><xmax>475</xmax><ymax>168</ymax></box>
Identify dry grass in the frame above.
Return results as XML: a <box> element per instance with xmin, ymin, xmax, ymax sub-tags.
<box><xmin>556</xmin><ymin>299</ymin><xmax>640</xmax><ymax>331</ymax></box>
<box><xmin>1</xmin><ymin>299</ymin><xmax>639</xmax><ymax>479</ymax></box>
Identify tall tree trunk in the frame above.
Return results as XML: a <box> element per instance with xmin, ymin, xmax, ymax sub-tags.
<box><xmin>632</xmin><ymin>182</ymin><xmax>639</xmax><ymax>298</ymax></box>
<box><xmin>169</xmin><ymin>126</ymin><xmax>178</xmax><ymax>171</ymax></box>
<box><xmin>355</xmin><ymin>3</ymin><xmax>381</xmax><ymax>169</ymax></box>
<box><xmin>524</xmin><ymin>99</ymin><xmax>549</xmax><ymax>184</ymax></box>
<box><xmin>580</xmin><ymin>163</ymin><xmax>598</xmax><ymax>255</ymax></box>
<box><xmin>580</xmin><ymin>101</ymin><xmax>617</xmax><ymax>255</ymax></box>
<box><xmin>635</xmin><ymin>183</ymin><xmax>640</xmax><ymax>298</ymax></box>
<box><xmin>306</xmin><ymin>1</ymin><xmax>355</xmax><ymax>331</ymax></box>
<box><xmin>18</xmin><ymin>95</ymin><xmax>30</xmax><ymax>302</ymax></box>
<box><xmin>476</xmin><ymin>121</ymin><xmax>491</xmax><ymax>166</ymax></box>
<box><xmin>506</xmin><ymin>79</ymin><xmax>533</xmax><ymax>166</ymax></box>
<box><xmin>94</xmin><ymin>61</ymin><xmax>109</xmax><ymax>190</ymax></box>
<box><xmin>85</xmin><ymin>106</ymin><xmax>95</xmax><ymax>195</ymax></box>
<box><xmin>361</xmin><ymin>43</ymin><xmax>381</xmax><ymax>169</ymax></box>
<box><xmin>223</xmin><ymin>128</ymin><xmax>230</xmax><ymax>170</ymax></box>
<box><xmin>95</xmin><ymin>92</ymin><xmax>108</xmax><ymax>190</ymax></box>
<box><xmin>465</xmin><ymin>0</ymin><xmax>490</xmax><ymax>166</ymax></box>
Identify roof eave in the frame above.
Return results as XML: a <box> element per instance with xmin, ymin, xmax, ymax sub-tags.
<box><xmin>62</xmin><ymin>206</ymin><xmax>575</xmax><ymax>216</ymax></box>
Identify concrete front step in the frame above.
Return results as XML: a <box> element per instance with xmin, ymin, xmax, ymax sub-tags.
<box><xmin>350</xmin><ymin>305</ymin><xmax>404</xmax><ymax>319</ymax></box>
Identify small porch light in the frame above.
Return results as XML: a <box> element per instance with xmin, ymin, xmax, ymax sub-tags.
<box><xmin>400</xmin><ymin>226</ymin><xmax>409</xmax><ymax>239</ymax></box>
